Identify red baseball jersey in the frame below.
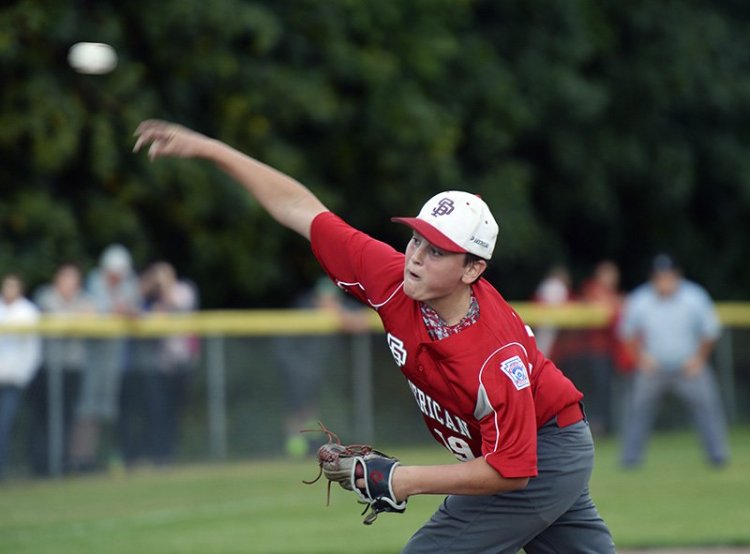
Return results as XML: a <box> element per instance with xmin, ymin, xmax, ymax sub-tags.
<box><xmin>310</xmin><ymin>212</ymin><xmax>583</xmax><ymax>478</ymax></box>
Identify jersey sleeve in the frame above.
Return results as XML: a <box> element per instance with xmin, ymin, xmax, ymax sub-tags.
<box><xmin>310</xmin><ymin>212</ymin><xmax>405</xmax><ymax>307</ymax></box>
<box><xmin>475</xmin><ymin>345</ymin><xmax>539</xmax><ymax>478</ymax></box>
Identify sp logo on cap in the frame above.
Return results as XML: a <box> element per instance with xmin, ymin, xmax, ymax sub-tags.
<box><xmin>431</xmin><ymin>198</ymin><xmax>455</xmax><ymax>217</ymax></box>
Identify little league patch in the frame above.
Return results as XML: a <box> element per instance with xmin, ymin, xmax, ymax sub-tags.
<box><xmin>501</xmin><ymin>356</ymin><xmax>530</xmax><ymax>390</ymax></box>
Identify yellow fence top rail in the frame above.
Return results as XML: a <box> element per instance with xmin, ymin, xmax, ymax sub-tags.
<box><xmin>0</xmin><ymin>302</ymin><xmax>747</xmax><ymax>337</ymax></box>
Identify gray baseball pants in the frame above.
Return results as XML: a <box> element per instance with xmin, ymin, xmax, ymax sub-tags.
<box><xmin>620</xmin><ymin>367</ymin><xmax>730</xmax><ymax>466</ymax></box>
<box><xmin>402</xmin><ymin>418</ymin><xmax>615</xmax><ymax>554</ymax></box>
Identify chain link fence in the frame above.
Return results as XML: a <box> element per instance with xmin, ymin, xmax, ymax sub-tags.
<box><xmin>4</xmin><ymin>304</ymin><xmax>749</xmax><ymax>477</ymax></box>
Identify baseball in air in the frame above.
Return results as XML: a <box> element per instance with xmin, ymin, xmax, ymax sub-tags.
<box><xmin>67</xmin><ymin>42</ymin><xmax>118</xmax><ymax>74</ymax></box>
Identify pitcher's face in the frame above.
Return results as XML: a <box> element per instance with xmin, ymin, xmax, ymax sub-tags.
<box><xmin>403</xmin><ymin>233</ymin><xmax>474</xmax><ymax>303</ymax></box>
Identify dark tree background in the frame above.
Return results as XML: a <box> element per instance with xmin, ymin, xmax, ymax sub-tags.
<box><xmin>2</xmin><ymin>0</ymin><xmax>749</xmax><ymax>307</ymax></box>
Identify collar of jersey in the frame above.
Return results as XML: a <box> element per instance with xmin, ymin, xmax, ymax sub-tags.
<box><xmin>420</xmin><ymin>292</ymin><xmax>480</xmax><ymax>341</ymax></box>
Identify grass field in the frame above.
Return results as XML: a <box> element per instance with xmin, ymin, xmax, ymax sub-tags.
<box><xmin>1</xmin><ymin>427</ymin><xmax>749</xmax><ymax>553</ymax></box>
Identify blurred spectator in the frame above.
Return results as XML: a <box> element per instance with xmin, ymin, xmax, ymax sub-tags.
<box><xmin>0</xmin><ymin>274</ymin><xmax>42</xmax><ymax>479</ymax></box>
<box><xmin>273</xmin><ymin>278</ymin><xmax>371</xmax><ymax>458</ymax></box>
<box><xmin>532</xmin><ymin>265</ymin><xmax>571</xmax><ymax>356</ymax></box>
<box><xmin>121</xmin><ymin>261</ymin><xmax>199</xmax><ymax>467</ymax></box>
<box><xmin>618</xmin><ymin>254</ymin><xmax>730</xmax><ymax>468</ymax></box>
<box><xmin>69</xmin><ymin>244</ymin><xmax>140</xmax><ymax>472</ymax></box>
<box><xmin>575</xmin><ymin>260</ymin><xmax>628</xmax><ymax>436</ymax></box>
<box><xmin>28</xmin><ymin>263</ymin><xmax>95</xmax><ymax>475</ymax></box>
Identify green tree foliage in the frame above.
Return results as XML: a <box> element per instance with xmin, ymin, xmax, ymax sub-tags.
<box><xmin>1</xmin><ymin>0</ymin><xmax>749</xmax><ymax>305</ymax></box>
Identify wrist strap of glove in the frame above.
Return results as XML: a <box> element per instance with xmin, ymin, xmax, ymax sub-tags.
<box><xmin>351</xmin><ymin>456</ymin><xmax>407</xmax><ymax>524</ymax></box>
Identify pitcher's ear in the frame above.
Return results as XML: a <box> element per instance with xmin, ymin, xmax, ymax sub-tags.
<box><xmin>462</xmin><ymin>258</ymin><xmax>487</xmax><ymax>285</ymax></box>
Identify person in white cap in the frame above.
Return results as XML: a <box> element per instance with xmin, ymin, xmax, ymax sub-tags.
<box><xmin>68</xmin><ymin>244</ymin><xmax>141</xmax><ymax>472</ymax></box>
<box><xmin>134</xmin><ymin>120</ymin><xmax>614</xmax><ymax>553</ymax></box>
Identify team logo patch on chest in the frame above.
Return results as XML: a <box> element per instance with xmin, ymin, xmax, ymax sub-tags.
<box><xmin>500</xmin><ymin>356</ymin><xmax>530</xmax><ymax>390</ymax></box>
<box><xmin>387</xmin><ymin>333</ymin><xmax>407</xmax><ymax>367</ymax></box>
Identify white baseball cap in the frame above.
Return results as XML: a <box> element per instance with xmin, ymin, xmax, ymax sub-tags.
<box><xmin>100</xmin><ymin>244</ymin><xmax>133</xmax><ymax>274</ymax></box>
<box><xmin>391</xmin><ymin>191</ymin><xmax>499</xmax><ymax>260</ymax></box>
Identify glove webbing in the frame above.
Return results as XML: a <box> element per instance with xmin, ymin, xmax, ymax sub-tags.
<box><xmin>301</xmin><ymin>422</ymin><xmax>374</xmax><ymax>505</ymax></box>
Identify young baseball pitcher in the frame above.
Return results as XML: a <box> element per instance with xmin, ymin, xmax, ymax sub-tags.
<box><xmin>134</xmin><ymin>120</ymin><xmax>615</xmax><ymax>553</ymax></box>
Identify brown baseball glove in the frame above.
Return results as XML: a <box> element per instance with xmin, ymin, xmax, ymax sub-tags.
<box><xmin>302</xmin><ymin>422</ymin><xmax>407</xmax><ymax>525</ymax></box>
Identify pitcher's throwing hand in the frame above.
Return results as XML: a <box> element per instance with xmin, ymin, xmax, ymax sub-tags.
<box><xmin>133</xmin><ymin>120</ymin><xmax>211</xmax><ymax>161</ymax></box>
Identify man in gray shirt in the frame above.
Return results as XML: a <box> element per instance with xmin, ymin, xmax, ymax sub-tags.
<box><xmin>30</xmin><ymin>263</ymin><xmax>95</xmax><ymax>475</ymax></box>
<box><xmin>618</xmin><ymin>254</ymin><xmax>730</xmax><ymax>468</ymax></box>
